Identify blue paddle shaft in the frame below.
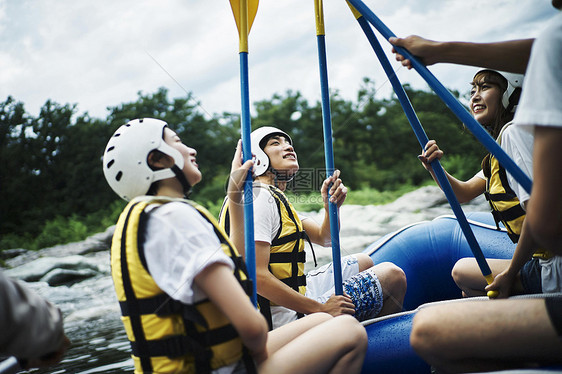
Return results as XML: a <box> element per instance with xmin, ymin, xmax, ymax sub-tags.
<box><xmin>346</xmin><ymin>0</ymin><xmax>532</xmax><ymax>195</ymax></box>
<box><xmin>317</xmin><ymin>34</ymin><xmax>344</xmax><ymax>295</ymax></box>
<box><xmin>354</xmin><ymin>16</ymin><xmax>493</xmax><ymax>276</ymax></box>
<box><xmin>240</xmin><ymin>52</ymin><xmax>257</xmax><ymax>306</ymax></box>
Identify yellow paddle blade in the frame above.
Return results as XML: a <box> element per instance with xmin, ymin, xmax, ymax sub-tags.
<box><xmin>314</xmin><ymin>0</ymin><xmax>325</xmax><ymax>36</ymax></box>
<box><xmin>229</xmin><ymin>0</ymin><xmax>259</xmax><ymax>52</ymax></box>
<box><xmin>346</xmin><ymin>1</ymin><xmax>362</xmax><ymax>20</ymax></box>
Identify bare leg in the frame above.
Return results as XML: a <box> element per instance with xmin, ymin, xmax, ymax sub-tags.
<box><xmin>372</xmin><ymin>261</ymin><xmax>407</xmax><ymax>315</ymax></box>
<box><xmin>259</xmin><ymin>314</ymin><xmax>367</xmax><ymax>374</ymax></box>
<box><xmin>266</xmin><ymin>312</ymin><xmax>332</xmax><ymax>354</ymax></box>
<box><xmin>355</xmin><ymin>253</ymin><xmax>374</xmax><ymax>272</ymax></box>
<box><xmin>451</xmin><ymin>258</ymin><xmax>524</xmax><ymax>296</ymax></box>
<box><xmin>410</xmin><ymin>298</ymin><xmax>562</xmax><ymax>373</ymax></box>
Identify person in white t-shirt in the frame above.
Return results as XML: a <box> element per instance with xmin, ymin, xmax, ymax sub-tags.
<box><xmin>221</xmin><ymin>126</ymin><xmax>406</xmax><ymax>330</ymax></box>
<box><xmin>102</xmin><ymin>118</ymin><xmax>367</xmax><ymax>374</ymax></box>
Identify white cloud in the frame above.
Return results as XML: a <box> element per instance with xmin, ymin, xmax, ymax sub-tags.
<box><xmin>0</xmin><ymin>0</ymin><xmax>557</xmax><ymax>120</ymax></box>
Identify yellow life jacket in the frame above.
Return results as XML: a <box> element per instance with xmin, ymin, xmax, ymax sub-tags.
<box><xmin>482</xmin><ymin>125</ymin><xmax>550</xmax><ymax>259</ymax></box>
<box><xmin>111</xmin><ymin>196</ymin><xmax>254</xmax><ymax>374</ymax></box>
<box><xmin>481</xmin><ymin>123</ymin><xmax>526</xmax><ymax>243</ymax></box>
<box><xmin>482</xmin><ymin>152</ymin><xmax>526</xmax><ymax>243</ymax></box>
<box><xmin>219</xmin><ymin>184</ymin><xmax>314</xmax><ymax>329</ymax></box>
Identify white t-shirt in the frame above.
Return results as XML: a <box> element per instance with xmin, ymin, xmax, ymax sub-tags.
<box><xmin>500</xmin><ymin>125</ymin><xmax>533</xmax><ymax>205</ymax></box>
<box><xmin>513</xmin><ymin>11</ymin><xmax>562</xmax><ymax>129</ymax></box>
<box><xmin>141</xmin><ymin>201</ymin><xmax>241</xmax><ymax>374</ymax></box>
<box><xmin>252</xmin><ymin>182</ymin><xmax>282</xmax><ymax>244</ymax></box>
<box><xmin>143</xmin><ymin>202</ymin><xmax>234</xmax><ymax>304</ymax></box>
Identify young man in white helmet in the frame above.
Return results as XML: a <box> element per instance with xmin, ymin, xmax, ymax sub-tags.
<box><xmin>220</xmin><ymin>126</ymin><xmax>406</xmax><ymax>330</ymax></box>
<box><xmin>103</xmin><ymin>118</ymin><xmax>368</xmax><ymax>374</ymax></box>
<box><xmin>390</xmin><ymin>4</ymin><xmax>562</xmax><ymax>370</ymax></box>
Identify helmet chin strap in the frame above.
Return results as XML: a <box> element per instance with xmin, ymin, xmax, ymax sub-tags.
<box><xmin>171</xmin><ymin>165</ymin><xmax>192</xmax><ymax>198</ymax></box>
<box><xmin>505</xmin><ymin>87</ymin><xmax>522</xmax><ymax>114</ymax></box>
<box><xmin>267</xmin><ymin>166</ymin><xmax>295</xmax><ymax>188</ymax></box>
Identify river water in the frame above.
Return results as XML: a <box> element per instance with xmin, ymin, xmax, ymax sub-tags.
<box><xmin>12</xmin><ymin>252</ymin><xmax>135</xmax><ymax>374</ymax></box>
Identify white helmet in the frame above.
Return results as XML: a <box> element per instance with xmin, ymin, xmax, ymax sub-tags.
<box><xmin>102</xmin><ymin>118</ymin><xmax>186</xmax><ymax>201</ymax></box>
<box><xmin>250</xmin><ymin>126</ymin><xmax>293</xmax><ymax>177</ymax></box>
<box><xmin>474</xmin><ymin>69</ymin><xmax>524</xmax><ymax>113</ymax></box>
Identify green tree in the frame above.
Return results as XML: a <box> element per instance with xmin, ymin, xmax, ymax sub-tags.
<box><xmin>0</xmin><ymin>81</ymin><xmax>487</xmax><ymax>251</ymax></box>
<box><xmin>0</xmin><ymin>97</ymin><xmax>36</xmax><ymax>234</ymax></box>
<box><xmin>105</xmin><ymin>88</ymin><xmax>240</xmax><ymax>204</ymax></box>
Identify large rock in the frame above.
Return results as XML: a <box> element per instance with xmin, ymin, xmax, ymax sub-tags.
<box><xmin>0</xmin><ymin>248</ymin><xmax>27</xmax><ymax>260</ymax></box>
<box><xmin>41</xmin><ymin>268</ymin><xmax>100</xmax><ymax>286</ymax></box>
<box><xmin>4</xmin><ymin>226</ymin><xmax>115</xmax><ymax>268</ymax></box>
<box><xmin>5</xmin><ymin>255</ymin><xmax>102</xmax><ymax>282</ymax></box>
<box><xmin>302</xmin><ymin>185</ymin><xmax>490</xmax><ymax>270</ymax></box>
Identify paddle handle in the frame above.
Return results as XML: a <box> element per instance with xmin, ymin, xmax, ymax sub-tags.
<box><xmin>315</xmin><ymin>0</ymin><xmax>343</xmax><ymax>295</ymax></box>
<box><xmin>239</xmin><ymin>52</ymin><xmax>257</xmax><ymax>307</ymax></box>
<box><xmin>485</xmin><ymin>274</ymin><xmax>499</xmax><ymax>298</ymax></box>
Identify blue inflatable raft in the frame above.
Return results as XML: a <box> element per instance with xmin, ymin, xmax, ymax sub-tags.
<box><xmin>360</xmin><ymin>211</ymin><xmax>517</xmax><ymax>373</ymax></box>
<box><xmin>366</xmin><ymin>212</ymin><xmax>515</xmax><ymax>311</ymax></box>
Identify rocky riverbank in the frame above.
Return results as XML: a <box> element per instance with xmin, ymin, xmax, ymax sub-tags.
<box><xmin>3</xmin><ymin>185</ymin><xmax>490</xmax><ymax>285</ymax></box>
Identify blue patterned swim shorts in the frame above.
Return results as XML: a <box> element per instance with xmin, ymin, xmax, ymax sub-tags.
<box><xmin>343</xmin><ymin>269</ymin><xmax>383</xmax><ymax>321</ymax></box>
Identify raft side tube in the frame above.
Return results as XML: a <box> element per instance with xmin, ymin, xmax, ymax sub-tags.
<box><xmin>360</xmin><ymin>298</ymin><xmax>485</xmax><ymax>374</ymax></box>
<box><xmin>360</xmin><ymin>295</ymin><xmax>562</xmax><ymax>373</ymax></box>
<box><xmin>364</xmin><ymin>212</ymin><xmax>516</xmax><ymax>310</ymax></box>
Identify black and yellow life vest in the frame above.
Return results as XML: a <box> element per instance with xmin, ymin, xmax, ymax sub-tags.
<box><xmin>482</xmin><ymin>152</ymin><xmax>526</xmax><ymax>243</ymax></box>
<box><xmin>219</xmin><ymin>184</ymin><xmax>314</xmax><ymax>329</ymax></box>
<box><xmin>481</xmin><ymin>123</ymin><xmax>526</xmax><ymax>243</ymax></box>
<box><xmin>111</xmin><ymin>196</ymin><xmax>254</xmax><ymax>374</ymax></box>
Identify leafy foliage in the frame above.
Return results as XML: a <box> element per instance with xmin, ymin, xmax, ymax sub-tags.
<box><xmin>0</xmin><ymin>82</ymin><xmax>486</xmax><ymax>251</ymax></box>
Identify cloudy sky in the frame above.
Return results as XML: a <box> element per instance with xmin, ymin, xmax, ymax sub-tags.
<box><xmin>0</xmin><ymin>0</ymin><xmax>557</xmax><ymax>121</ymax></box>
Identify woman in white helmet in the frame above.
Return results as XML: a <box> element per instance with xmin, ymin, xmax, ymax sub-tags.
<box><xmin>102</xmin><ymin>118</ymin><xmax>367</xmax><ymax>374</ymax></box>
<box><xmin>419</xmin><ymin>69</ymin><xmax>559</xmax><ymax>298</ymax></box>
<box><xmin>220</xmin><ymin>126</ymin><xmax>407</xmax><ymax>330</ymax></box>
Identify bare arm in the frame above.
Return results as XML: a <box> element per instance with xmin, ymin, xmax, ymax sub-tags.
<box><xmin>485</xmin><ymin>219</ymin><xmax>536</xmax><ymax>298</ymax></box>
<box><xmin>256</xmin><ymin>241</ymin><xmax>324</xmax><ymax>314</ymax></box>
<box><xmin>524</xmin><ymin>127</ymin><xmax>562</xmax><ymax>256</ymax></box>
<box><xmin>304</xmin><ymin>170</ymin><xmax>347</xmax><ymax>245</ymax></box>
<box><xmin>227</xmin><ymin>140</ymin><xmax>254</xmax><ymax>257</ymax></box>
<box><xmin>435</xmin><ymin>173</ymin><xmax>485</xmax><ymax>204</ymax></box>
<box><xmin>195</xmin><ymin>262</ymin><xmax>268</xmax><ymax>360</ymax></box>
<box><xmin>488</xmin><ymin>128</ymin><xmax>562</xmax><ymax>296</ymax></box>
<box><xmin>389</xmin><ymin>35</ymin><xmax>533</xmax><ymax>74</ymax></box>
<box><xmin>419</xmin><ymin>140</ymin><xmax>485</xmax><ymax>203</ymax></box>
<box><xmin>255</xmin><ymin>241</ymin><xmax>354</xmax><ymax>316</ymax></box>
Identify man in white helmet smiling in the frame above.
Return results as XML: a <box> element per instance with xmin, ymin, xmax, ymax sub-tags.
<box><xmin>220</xmin><ymin>126</ymin><xmax>407</xmax><ymax>330</ymax></box>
